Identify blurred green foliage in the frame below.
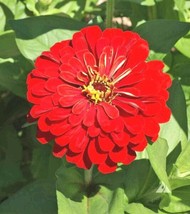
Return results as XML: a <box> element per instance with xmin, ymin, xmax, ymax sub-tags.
<box><xmin>0</xmin><ymin>0</ymin><xmax>190</xmax><ymax>213</ymax></box>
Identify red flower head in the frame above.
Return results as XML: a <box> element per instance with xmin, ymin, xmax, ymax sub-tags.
<box><xmin>27</xmin><ymin>26</ymin><xmax>171</xmax><ymax>174</ymax></box>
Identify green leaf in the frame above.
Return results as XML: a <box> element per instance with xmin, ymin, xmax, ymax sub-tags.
<box><xmin>0</xmin><ymin>30</ymin><xmax>20</xmax><ymax>58</ymax></box>
<box><xmin>0</xmin><ymin>0</ymin><xmax>17</xmax><ymax>15</ymax></box>
<box><xmin>0</xmin><ymin>6</ymin><xmax>6</xmax><ymax>32</ymax></box>
<box><xmin>10</xmin><ymin>15</ymin><xmax>85</xmax><ymax>60</ymax></box>
<box><xmin>57</xmin><ymin>186</ymin><xmax>117</xmax><ymax>214</ymax></box>
<box><xmin>56</xmin><ymin>165</ymin><xmax>126</xmax><ymax>214</ymax></box>
<box><xmin>0</xmin><ymin>124</ymin><xmax>23</xmax><ymax>196</ymax></box>
<box><xmin>160</xmin><ymin>186</ymin><xmax>190</xmax><ymax>213</ymax></box>
<box><xmin>122</xmin><ymin>160</ymin><xmax>159</xmax><ymax>203</ymax></box>
<box><xmin>170</xmin><ymin>177</ymin><xmax>190</xmax><ymax>190</ymax></box>
<box><xmin>0</xmin><ymin>60</ymin><xmax>26</xmax><ymax>98</ymax></box>
<box><xmin>135</xmin><ymin>20</ymin><xmax>190</xmax><ymax>53</ymax></box>
<box><xmin>147</xmin><ymin>138</ymin><xmax>171</xmax><ymax>192</ymax></box>
<box><xmin>173</xmin><ymin>62</ymin><xmax>190</xmax><ymax>86</ymax></box>
<box><xmin>0</xmin><ymin>180</ymin><xmax>57</xmax><ymax>214</ymax></box>
<box><xmin>31</xmin><ymin>144</ymin><xmax>61</xmax><ymax>180</ymax></box>
<box><xmin>125</xmin><ymin>203</ymin><xmax>156</xmax><ymax>214</ymax></box>
<box><xmin>160</xmin><ymin>80</ymin><xmax>188</xmax><ymax>154</ymax></box>
<box><xmin>175</xmin><ymin>142</ymin><xmax>190</xmax><ymax>176</ymax></box>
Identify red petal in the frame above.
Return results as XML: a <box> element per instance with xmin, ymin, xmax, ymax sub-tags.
<box><xmin>38</xmin><ymin>114</ymin><xmax>50</xmax><ymax>132</ymax></box>
<box><xmin>81</xmin><ymin>26</ymin><xmax>102</xmax><ymax>55</ymax></box>
<box><xmin>123</xmin><ymin>115</ymin><xmax>144</xmax><ymax>134</ymax></box>
<box><xmin>35</xmin><ymin>56</ymin><xmax>59</xmax><ymax>77</ymax></box>
<box><xmin>55</xmin><ymin>126</ymin><xmax>79</xmax><ymax>146</ymax></box>
<box><xmin>96</xmin><ymin>37</ymin><xmax>110</xmax><ymax>58</ymax></box>
<box><xmin>83</xmin><ymin>52</ymin><xmax>97</xmax><ymax>69</ymax></box>
<box><xmin>30</xmin><ymin>97</ymin><xmax>53</xmax><ymax>118</ymax></box>
<box><xmin>59</xmin><ymin>46</ymin><xmax>75</xmax><ymax>62</ymax></box>
<box><xmin>60</xmin><ymin>70</ymin><xmax>83</xmax><ymax>86</ymax></box>
<box><xmin>68</xmin><ymin>113</ymin><xmax>84</xmax><ymax>126</ymax></box>
<box><xmin>111</xmin><ymin>131</ymin><xmax>129</xmax><ymax>147</ymax></box>
<box><xmin>57</xmin><ymin>84</ymin><xmax>81</xmax><ymax>96</ymax></box>
<box><xmin>32</xmin><ymin>82</ymin><xmax>51</xmax><ymax>96</ymax></box>
<box><xmin>66</xmin><ymin>149</ymin><xmax>92</xmax><ymax>170</ymax></box>
<box><xmin>59</xmin><ymin>96</ymin><xmax>84</xmax><ymax>108</ymax></box>
<box><xmin>88</xmin><ymin>139</ymin><xmax>107</xmax><ymax>164</ymax></box>
<box><xmin>72</xmin><ymin>99</ymin><xmax>89</xmax><ymax>115</ymax></box>
<box><xmin>154</xmin><ymin>105</ymin><xmax>171</xmax><ymax>123</ymax></box>
<box><xmin>72</xmin><ymin>31</ymin><xmax>88</xmax><ymax>52</ymax></box>
<box><xmin>96</xmin><ymin>106</ymin><xmax>114</xmax><ymax>132</ymax></box>
<box><xmin>144</xmin><ymin>118</ymin><xmax>160</xmax><ymax>139</ymax></box>
<box><xmin>99</xmin><ymin>46</ymin><xmax>114</xmax><ymax>76</ymax></box>
<box><xmin>36</xmin><ymin>129</ymin><xmax>53</xmax><ymax>144</ymax></box>
<box><xmin>83</xmin><ymin>106</ymin><xmax>96</xmax><ymax>127</ymax></box>
<box><xmin>53</xmin><ymin>144</ymin><xmax>67</xmax><ymax>158</ymax></box>
<box><xmin>102</xmin><ymin>28</ymin><xmax>123</xmax><ymax>41</ymax></box>
<box><xmin>88</xmin><ymin>125</ymin><xmax>100</xmax><ymax>137</ymax></box>
<box><xmin>113</xmin><ymin>99</ymin><xmax>138</xmax><ymax>115</ymax></box>
<box><xmin>50</xmin><ymin>122</ymin><xmax>71</xmax><ymax>136</ymax></box>
<box><xmin>100</xmin><ymin>102</ymin><xmax>119</xmax><ymax>119</ymax></box>
<box><xmin>47</xmin><ymin>108</ymin><xmax>70</xmax><ymax>121</ymax></box>
<box><xmin>130</xmin><ymin>135</ymin><xmax>147</xmax><ymax>152</ymax></box>
<box><xmin>98</xmin><ymin>135</ymin><xmax>115</xmax><ymax>152</ymax></box>
<box><xmin>97</xmin><ymin>157</ymin><xmax>117</xmax><ymax>174</ymax></box>
<box><xmin>126</xmin><ymin>39</ymin><xmax>149</xmax><ymax>68</ymax></box>
<box><xmin>109</xmin><ymin>146</ymin><xmax>136</xmax><ymax>164</ymax></box>
<box><xmin>69</xmin><ymin>129</ymin><xmax>89</xmax><ymax>153</ymax></box>
<box><xmin>45</xmin><ymin>77</ymin><xmax>62</xmax><ymax>92</ymax></box>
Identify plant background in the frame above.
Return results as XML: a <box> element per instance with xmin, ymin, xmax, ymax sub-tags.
<box><xmin>0</xmin><ymin>0</ymin><xmax>190</xmax><ymax>213</ymax></box>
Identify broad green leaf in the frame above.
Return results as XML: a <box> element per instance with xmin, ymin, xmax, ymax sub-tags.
<box><xmin>160</xmin><ymin>80</ymin><xmax>188</xmax><ymax>154</ymax></box>
<box><xmin>0</xmin><ymin>180</ymin><xmax>57</xmax><ymax>214</ymax></box>
<box><xmin>56</xmin><ymin>165</ymin><xmax>126</xmax><ymax>214</ymax></box>
<box><xmin>147</xmin><ymin>138</ymin><xmax>171</xmax><ymax>192</ymax></box>
<box><xmin>125</xmin><ymin>203</ymin><xmax>156</xmax><ymax>214</ymax></box>
<box><xmin>160</xmin><ymin>186</ymin><xmax>190</xmax><ymax>213</ymax></box>
<box><xmin>15</xmin><ymin>29</ymin><xmax>73</xmax><ymax>61</ymax></box>
<box><xmin>0</xmin><ymin>60</ymin><xmax>27</xmax><ymax>98</ymax></box>
<box><xmin>57</xmin><ymin>186</ymin><xmax>116</xmax><ymax>214</ymax></box>
<box><xmin>0</xmin><ymin>30</ymin><xmax>20</xmax><ymax>58</ymax></box>
<box><xmin>0</xmin><ymin>124</ymin><xmax>23</xmax><ymax>195</ymax></box>
<box><xmin>0</xmin><ymin>0</ymin><xmax>17</xmax><ymax>15</ymax></box>
<box><xmin>173</xmin><ymin>62</ymin><xmax>190</xmax><ymax>86</ymax></box>
<box><xmin>135</xmin><ymin>20</ymin><xmax>190</xmax><ymax>53</ymax></box>
<box><xmin>175</xmin><ymin>34</ymin><xmax>190</xmax><ymax>59</ymax></box>
<box><xmin>10</xmin><ymin>15</ymin><xmax>85</xmax><ymax>60</ymax></box>
<box><xmin>170</xmin><ymin>177</ymin><xmax>190</xmax><ymax>190</ymax></box>
<box><xmin>175</xmin><ymin>142</ymin><xmax>190</xmax><ymax>176</ymax></box>
<box><xmin>31</xmin><ymin>144</ymin><xmax>61</xmax><ymax>179</ymax></box>
<box><xmin>122</xmin><ymin>160</ymin><xmax>159</xmax><ymax>203</ymax></box>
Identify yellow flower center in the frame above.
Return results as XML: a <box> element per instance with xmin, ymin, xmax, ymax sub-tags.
<box><xmin>82</xmin><ymin>71</ymin><xmax>114</xmax><ymax>104</ymax></box>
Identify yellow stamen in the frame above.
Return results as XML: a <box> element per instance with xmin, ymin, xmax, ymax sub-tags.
<box><xmin>82</xmin><ymin>71</ymin><xmax>114</xmax><ymax>104</ymax></box>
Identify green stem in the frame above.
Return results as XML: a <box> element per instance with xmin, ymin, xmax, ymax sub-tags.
<box><xmin>106</xmin><ymin>0</ymin><xmax>115</xmax><ymax>28</ymax></box>
<box><xmin>84</xmin><ymin>166</ymin><xmax>94</xmax><ymax>187</ymax></box>
<box><xmin>147</xmin><ymin>5</ymin><xmax>157</xmax><ymax>20</ymax></box>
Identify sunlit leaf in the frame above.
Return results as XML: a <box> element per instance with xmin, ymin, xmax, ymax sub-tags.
<box><xmin>147</xmin><ymin>138</ymin><xmax>171</xmax><ymax>192</ymax></box>
<box><xmin>160</xmin><ymin>186</ymin><xmax>190</xmax><ymax>213</ymax></box>
<box><xmin>135</xmin><ymin>20</ymin><xmax>190</xmax><ymax>53</ymax></box>
<box><xmin>10</xmin><ymin>15</ymin><xmax>85</xmax><ymax>60</ymax></box>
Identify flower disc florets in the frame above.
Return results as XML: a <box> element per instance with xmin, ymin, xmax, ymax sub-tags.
<box><xmin>82</xmin><ymin>69</ymin><xmax>114</xmax><ymax>104</ymax></box>
<box><xmin>27</xmin><ymin>26</ymin><xmax>172</xmax><ymax>174</ymax></box>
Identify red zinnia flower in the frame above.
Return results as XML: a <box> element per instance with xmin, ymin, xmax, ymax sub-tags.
<box><xmin>27</xmin><ymin>26</ymin><xmax>171</xmax><ymax>174</ymax></box>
